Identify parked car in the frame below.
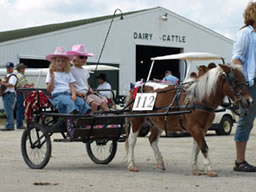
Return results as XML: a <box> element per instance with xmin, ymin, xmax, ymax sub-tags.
<box><xmin>0</xmin><ymin>65</ymin><xmax>119</xmax><ymax>113</ymax></box>
<box><xmin>209</xmin><ymin>107</ymin><xmax>234</xmax><ymax>135</ymax></box>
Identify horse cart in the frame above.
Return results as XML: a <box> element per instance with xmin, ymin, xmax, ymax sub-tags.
<box><xmin>19</xmin><ymin>87</ymin><xmax>128</xmax><ymax>169</ymax></box>
<box><xmin>19</xmin><ymin>86</ymin><xmax>191</xmax><ymax>169</ymax></box>
<box><xmin>20</xmin><ymin>52</ymin><xmax>250</xmax><ymax>176</ymax></box>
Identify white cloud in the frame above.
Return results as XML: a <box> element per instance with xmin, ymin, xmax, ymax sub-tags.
<box><xmin>0</xmin><ymin>0</ymin><xmax>252</xmax><ymax>39</ymax></box>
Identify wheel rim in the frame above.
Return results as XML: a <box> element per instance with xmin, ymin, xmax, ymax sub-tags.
<box><xmin>25</xmin><ymin>128</ymin><xmax>48</xmax><ymax>166</ymax></box>
<box><xmin>223</xmin><ymin>120</ymin><xmax>231</xmax><ymax>133</ymax></box>
<box><xmin>89</xmin><ymin>139</ymin><xmax>114</xmax><ymax>161</ymax></box>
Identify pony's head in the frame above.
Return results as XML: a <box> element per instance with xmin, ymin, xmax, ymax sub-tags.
<box><xmin>220</xmin><ymin>64</ymin><xmax>253</xmax><ymax>112</ymax></box>
<box><xmin>185</xmin><ymin>64</ymin><xmax>253</xmax><ymax>114</ymax></box>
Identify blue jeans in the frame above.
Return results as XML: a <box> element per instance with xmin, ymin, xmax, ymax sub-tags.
<box><xmin>51</xmin><ymin>92</ymin><xmax>91</xmax><ymax>114</ymax></box>
<box><xmin>2</xmin><ymin>92</ymin><xmax>16</xmax><ymax>129</ymax></box>
<box><xmin>235</xmin><ymin>82</ymin><xmax>256</xmax><ymax>142</ymax></box>
<box><xmin>16</xmin><ymin>95</ymin><xmax>24</xmax><ymax>128</ymax></box>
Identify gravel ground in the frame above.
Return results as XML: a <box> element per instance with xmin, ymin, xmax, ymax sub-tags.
<box><xmin>0</xmin><ymin>122</ymin><xmax>256</xmax><ymax>192</ymax></box>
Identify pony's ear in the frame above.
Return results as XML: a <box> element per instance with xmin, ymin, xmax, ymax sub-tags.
<box><xmin>219</xmin><ymin>64</ymin><xmax>230</xmax><ymax>74</ymax></box>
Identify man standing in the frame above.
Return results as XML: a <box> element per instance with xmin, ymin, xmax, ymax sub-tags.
<box><xmin>16</xmin><ymin>63</ymin><xmax>34</xmax><ymax>129</ymax></box>
<box><xmin>0</xmin><ymin>62</ymin><xmax>17</xmax><ymax>131</ymax></box>
<box><xmin>231</xmin><ymin>1</ymin><xmax>256</xmax><ymax>172</ymax></box>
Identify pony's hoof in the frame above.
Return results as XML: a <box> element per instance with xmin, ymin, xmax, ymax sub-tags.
<box><xmin>156</xmin><ymin>164</ymin><xmax>166</xmax><ymax>170</ymax></box>
<box><xmin>207</xmin><ymin>170</ymin><xmax>217</xmax><ymax>177</ymax></box>
<box><xmin>128</xmin><ymin>166</ymin><xmax>139</xmax><ymax>172</ymax></box>
<box><xmin>192</xmin><ymin>170</ymin><xmax>201</xmax><ymax>176</ymax></box>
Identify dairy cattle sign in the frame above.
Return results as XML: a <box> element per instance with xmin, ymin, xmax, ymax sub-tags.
<box><xmin>133</xmin><ymin>32</ymin><xmax>186</xmax><ymax>43</ymax></box>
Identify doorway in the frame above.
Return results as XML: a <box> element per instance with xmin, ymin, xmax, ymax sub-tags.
<box><xmin>136</xmin><ymin>45</ymin><xmax>182</xmax><ymax>81</ymax></box>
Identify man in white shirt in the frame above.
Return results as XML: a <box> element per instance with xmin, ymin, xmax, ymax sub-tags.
<box><xmin>96</xmin><ymin>73</ymin><xmax>112</xmax><ymax>99</ymax></box>
<box><xmin>0</xmin><ymin>62</ymin><xmax>17</xmax><ymax>131</ymax></box>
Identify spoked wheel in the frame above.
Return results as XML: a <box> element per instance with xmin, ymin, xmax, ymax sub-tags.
<box><xmin>21</xmin><ymin>123</ymin><xmax>51</xmax><ymax>169</ymax></box>
<box><xmin>86</xmin><ymin>139</ymin><xmax>117</xmax><ymax>164</ymax></box>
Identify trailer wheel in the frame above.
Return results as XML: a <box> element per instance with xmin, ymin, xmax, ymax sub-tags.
<box><xmin>86</xmin><ymin>139</ymin><xmax>117</xmax><ymax>164</ymax></box>
<box><xmin>21</xmin><ymin>123</ymin><xmax>51</xmax><ymax>169</ymax></box>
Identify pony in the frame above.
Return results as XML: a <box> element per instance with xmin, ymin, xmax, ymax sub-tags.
<box><xmin>126</xmin><ymin>64</ymin><xmax>253</xmax><ymax>176</ymax></box>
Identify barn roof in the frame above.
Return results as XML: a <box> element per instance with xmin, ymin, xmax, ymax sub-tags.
<box><xmin>0</xmin><ymin>8</ymin><xmax>153</xmax><ymax>43</ymax></box>
<box><xmin>0</xmin><ymin>7</ymin><xmax>232</xmax><ymax>44</ymax></box>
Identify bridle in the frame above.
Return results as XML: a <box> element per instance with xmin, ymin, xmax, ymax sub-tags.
<box><xmin>224</xmin><ymin>67</ymin><xmax>247</xmax><ymax>102</ymax></box>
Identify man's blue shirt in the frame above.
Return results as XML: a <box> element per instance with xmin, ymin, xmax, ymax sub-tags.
<box><xmin>163</xmin><ymin>75</ymin><xmax>179</xmax><ymax>85</ymax></box>
<box><xmin>232</xmin><ymin>25</ymin><xmax>256</xmax><ymax>84</ymax></box>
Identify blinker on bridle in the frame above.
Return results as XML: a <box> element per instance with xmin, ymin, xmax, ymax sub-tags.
<box><xmin>224</xmin><ymin>67</ymin><xmax>246</xmax><ymax>101</ymax></box>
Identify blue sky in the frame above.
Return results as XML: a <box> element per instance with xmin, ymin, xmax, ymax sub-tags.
<box><xmin>0</xmin><ymin>0</ymin><xmax>252</xmax><ymax>39</ymax></box>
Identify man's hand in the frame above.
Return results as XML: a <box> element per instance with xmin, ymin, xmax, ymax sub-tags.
<box><xmin>89</xmin><ymin>88</ymin><xmax>94</xmax><ymax>94</ymax></box>
<box><xmin>249</xmin><ymin>79</ymin><xmax>254</xmax><ymax>87</ymax></box>
<box><xmin>72</xmin><ymin>93</ymin><xmax>77</xmax><ymax>101</ymax></box>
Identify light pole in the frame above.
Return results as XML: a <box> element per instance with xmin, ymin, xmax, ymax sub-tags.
<box><xmin>93</xmin><ymin>8</ymin><xmax>123</xmax><ymax>86</ymax></box>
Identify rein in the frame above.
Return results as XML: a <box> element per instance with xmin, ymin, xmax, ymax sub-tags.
<box><xmin>152</xmin><ymin>84</ymin><xmax>215</xmax><ymax>133</ymax></box>
<box><xmin>153</xmin><ymin>104</ymin><xmax>215</xmax><ymax>113</ymax></box>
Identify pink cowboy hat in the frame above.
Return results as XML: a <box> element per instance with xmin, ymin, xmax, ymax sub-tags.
<box><xmin>46</xmin><ymin>47</ymin><xmax>73</xmax><ymax>61</ymax></box>
<box><xmin>67</xmin><ymin>44</ymin><xmax>94</xmax><ymax>57</ymax></box>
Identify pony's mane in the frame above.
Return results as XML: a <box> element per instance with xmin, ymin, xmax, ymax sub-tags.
<box><xmin>185</xmin><ymin>64</ymin><xmax>242</xmax><ymax>101</ymax></box>
<box><xmin>185</xmin><ymin>66</ymin><xmax>222</xmax><ymax>101</ymax></box>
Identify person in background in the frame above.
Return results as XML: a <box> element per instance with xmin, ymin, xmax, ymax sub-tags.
<box><xmin>68</xmin><ymin>44</ymin><xmax>109</xmax><ymax>112</ymax></box>
<box><xmin>189</xmin><ymin>72</ymin><xmax>197</xmax><ymax>79</ymax></box>
<box><xmin>46</xmin><ymin>47</ymin><xmax>90</xmax><ymax>136</ymax></box>
<box><xmin>15</xmin><ymin>63</ymin><xmax>34</xmax><ymax>129</ymax></box>
<box><xmin>96</xmin><ymin>73</ymin><xmax>112</xmax><ymax>100</ymax></box>
<box><xmin>207</xmin><ymin>62</ymin><xmax>217</xmax><ymax>69</ymax></box>
<box><xmin>0</xmin><ymin>62</ymin><xmax>17</xmax><ymax>131</ymax></box>
<box><xmin>232</xmin><ymin>1</ymin><xmax>256</xmax><ymax>172</ymax></box>
<box><xmin>162</xmin><ymin>70</ymin><xmax>179</xmax><ymax>85</ymax></box>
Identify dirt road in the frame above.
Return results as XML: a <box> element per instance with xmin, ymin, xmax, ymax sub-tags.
<box><xmin>0</xmin><ymin>126</ymin><xmax>256</xmax><ymax>192</ymax></box>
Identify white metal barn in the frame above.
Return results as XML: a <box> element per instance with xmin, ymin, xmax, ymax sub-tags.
<box><xmin>0</xmin><ymin>7</ymin><xmax>233</xmax><ymax>96</ymax></box>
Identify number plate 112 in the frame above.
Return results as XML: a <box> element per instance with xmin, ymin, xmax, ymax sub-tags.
<box><xmin>132</xmin><ymin>93</ymin><xmax>157</xmax><ymax>111</ymax></box>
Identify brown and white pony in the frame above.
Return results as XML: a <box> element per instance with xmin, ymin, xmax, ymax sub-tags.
<box><xmin>126</xmin><ymin>64</ymin><xmax>253</xmax><ymax>176</ymax></box>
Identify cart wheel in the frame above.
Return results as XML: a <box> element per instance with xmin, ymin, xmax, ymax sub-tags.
<box><xmin>21</xmin><ymin>123</ymin><xmax>51</xmax><ymax>169</ymax></box>
<box><xmin>86</xmin><ymin>139</ymin><xmax>117</xmax><ymax>164</ymax></box>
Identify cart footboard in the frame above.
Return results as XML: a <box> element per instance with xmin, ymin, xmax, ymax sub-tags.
<box><xmin>73</xmin><ymin>116</ymin><xmax>125</xmax><ymax>139</ymax></box>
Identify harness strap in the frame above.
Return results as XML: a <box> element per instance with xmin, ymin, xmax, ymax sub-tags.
<box><xmin>163</xmin><ymin>87</ymin><xmax>182</xmax><ymax>136</ymax></box>
<box><xmin>154</xmin><ymin>102</ymin><xmax>215</xmax><ymax>131</ymax></box>
<box><xmin>174</xmin><ymin>89</ymin><xmax>187</xmax><ymax>130</ymax></box>
<box><xmin>154</xmin><ymin>104</ymin><xmax>215</xmax><ymax>113</ymax></box>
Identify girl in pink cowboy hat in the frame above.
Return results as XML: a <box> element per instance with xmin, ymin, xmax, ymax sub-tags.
<box><xmin>46</xmin><ymin>46</ymin><xmax>91</xmax><ymax>136</ymax></box>
<box><xmin>67</xmin><ymin>44</ymin><xmax>109</xmax><ymax>112</ymax></box>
